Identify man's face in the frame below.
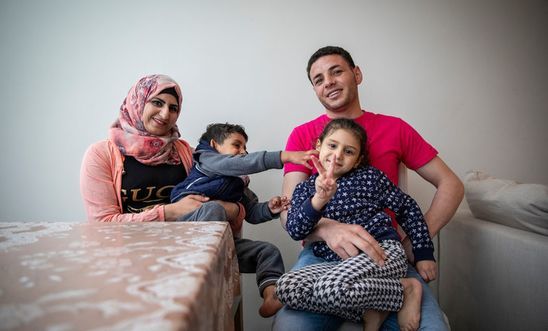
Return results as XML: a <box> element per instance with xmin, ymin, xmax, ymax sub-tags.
<box><xmin>309</xmin><ymin>55</ymin><xmax>362</xmax><ymax>114</ymax></box>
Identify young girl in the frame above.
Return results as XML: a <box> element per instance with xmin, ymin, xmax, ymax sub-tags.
<box><xmin>276</xmin><ymin>118</ymin><xmax>437</xmax><ymax>331</ymax></box>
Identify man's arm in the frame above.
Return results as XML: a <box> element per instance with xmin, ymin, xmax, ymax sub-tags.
<box><xmin>399</xmin><ymin>156</ymin><xmax>463</xmax><ymax>264</ymax></box>
<box><xmin>415</xmin><ymin>156</ymin><xmax>464</xmax><ymax>238</ymax></box>
<box><xmin>280</xmin><ymin>171</ymin><xmax>309</xmax><ymax>229</ymax></box>
<box><xmin>281</xmin><ymin>171</ymin><xmax>386</xmax><ymax>264</ymax></box>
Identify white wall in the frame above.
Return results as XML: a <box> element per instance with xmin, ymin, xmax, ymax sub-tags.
<box><xmin>1</xmin><ymin>0</ymin><xmax>547</xmax><ymax>329</ymax></box>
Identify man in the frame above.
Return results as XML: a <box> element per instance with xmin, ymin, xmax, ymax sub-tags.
<box><xmin>272</xmin><ymin>46</ymin><xmax>464</xmax><ymax>330</ymax></box>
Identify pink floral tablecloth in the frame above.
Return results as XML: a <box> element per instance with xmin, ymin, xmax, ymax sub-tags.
<box><xmin>0</xmin><ymin>221</ymin><xmax>239</xmax><ymax>331</ymax></box>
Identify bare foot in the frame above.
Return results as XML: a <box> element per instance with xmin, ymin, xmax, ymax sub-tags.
<box><xmin>397</xmin><ymin>278</ymin><xmax>423</xmax><ymax>331</ymax></box>
<box><xmin>259</xmin><ymin>285</ymin><xmax>284</xmax><ymax>318</ymax></box>
<box><xmin>363</xmin><ymin>310</ymin><xmax>388</xmax><ymax>331</ymax></box>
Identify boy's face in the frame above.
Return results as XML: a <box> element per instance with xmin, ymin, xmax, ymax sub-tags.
<box><xmin>212</xmin><ymin>133</ymin><xmax>247</xmax><ymax>156</ymax></box>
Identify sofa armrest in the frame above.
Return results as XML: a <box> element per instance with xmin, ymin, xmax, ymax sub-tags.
<box><xmin>438</xmin><ymin>209</ymin><xmax>548</xmax><ymax>331</ymax></box>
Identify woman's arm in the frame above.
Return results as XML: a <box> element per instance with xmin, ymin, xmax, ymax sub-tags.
<box><xmin>163</xmin><ymin>195</ymin><xmax>211</xmax><ymax>221</ymax></box>
<box><xmin>80</xmin><ymin>142</ymin><xmax>207</xmax><ymax>222</ymax></box>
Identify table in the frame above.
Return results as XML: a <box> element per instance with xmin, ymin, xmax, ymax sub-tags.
<box><xmin>0</xmin><ymin>221</ymin><xmax>241</xmax><ymax>331</ymax></box>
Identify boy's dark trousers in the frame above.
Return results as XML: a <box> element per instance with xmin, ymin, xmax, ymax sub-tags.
<box><xmin>235</xmin><ymin>237</ymin><xmax>284</xmax><ymax>296</ymax></box>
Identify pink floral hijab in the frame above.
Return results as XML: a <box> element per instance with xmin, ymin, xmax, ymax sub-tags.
<box><xmin>109</xmin><ymin>74</ymin><xmax>183</xmax><ymax>165</ymax></box>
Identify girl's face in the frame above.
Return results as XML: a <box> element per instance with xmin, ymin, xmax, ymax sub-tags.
<box><xmin>142</xmin><ymin>93</ymin><xmax>180</xmax><ymax>136</ymax></box>
<box><xmin>317</xmin><ymin>128</ymin><xmax>363</xmax><ymax>178</ymax></box>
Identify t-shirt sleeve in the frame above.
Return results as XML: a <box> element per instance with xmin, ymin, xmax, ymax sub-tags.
<box><xmin>399</xmin><ymin>119</ymin><xmax>438</xmax><ymax>170</ymax></box>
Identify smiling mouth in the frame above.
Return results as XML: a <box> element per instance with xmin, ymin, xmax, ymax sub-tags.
<box><xmin>153</xmin><ymin>117</ymin><xmax>167</xmax><ymax>126</ymax></box>
<box><xmin>326</xmin><ymin>89</ymin><xmax>342</xmax><ymax>99</ymax></box>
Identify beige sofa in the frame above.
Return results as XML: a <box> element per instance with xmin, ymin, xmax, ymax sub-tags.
<box><xmin>437</xmin><ymin>171</ymin><xmax>548</xmax><ymax>331</ymax></box>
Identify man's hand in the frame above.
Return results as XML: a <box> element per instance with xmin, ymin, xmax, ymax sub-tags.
<box><xmin>313</xmin><ymin>219</ymin><xmax>387</xmax><ymax>266</ymax></box>
<box><xmin>416</xmin><ymin>260</ymin><xmax>437</xmax><ymax>282</ymax></box>
<box><xmin>268</xmin><ymin>196</ymin><xmax>290</xmax><ymax>214</ymax></box>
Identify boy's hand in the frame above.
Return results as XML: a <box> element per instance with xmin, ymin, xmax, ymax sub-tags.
<box><xmin>416</xmin><ymin>260</ymin><xmax>437</xmax><ymax>282</ymax></box>
<box><xmin>268</xmin><ymin>196</ymin><xmax>290</xmax><ymax>214</ymax></box>
<box><xmin>281</xmin><ymin>150</ymin><xmax>318</xmax><ymax>169</ymax></box>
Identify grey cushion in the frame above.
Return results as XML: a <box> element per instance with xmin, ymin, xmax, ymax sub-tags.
<box><xmin>464</xmin><ymin>170</ymin><xmax>548</xmax><ymax>236</ymax></box>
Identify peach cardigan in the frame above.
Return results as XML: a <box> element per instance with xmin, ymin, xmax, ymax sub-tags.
<box><xmin>80</xmin><ymin>139</ymin><xmax>193</xmax><ymax>222</ymax></box>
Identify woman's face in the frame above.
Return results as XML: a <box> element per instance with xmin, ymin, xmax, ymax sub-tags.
<box><xmin>142</xmin><ymin>93</ymin><xmax>180</xmax><ymax>136</ymax></box>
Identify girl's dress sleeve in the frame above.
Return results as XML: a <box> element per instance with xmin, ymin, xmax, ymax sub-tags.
<box><xmin>374</xmin><ymin>168</ymin><xmax>435</xmax><ymax>262</ymax></box>
<box><xmin>286</xmin><ymin>178</ymin><xmax>323</xmax><ymax>240</ymax></box>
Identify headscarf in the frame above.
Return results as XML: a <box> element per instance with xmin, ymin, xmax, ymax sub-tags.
<box><xmin>109</xmin><ymin>74</ymin><xmax>183</xmax><ymax>165</ymax></box>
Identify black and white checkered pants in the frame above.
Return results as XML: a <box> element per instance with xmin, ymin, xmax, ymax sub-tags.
<box><xmin>276</xmin><ymin>239</ymin><xmax>407</xmax><ymax>322</ymax></box>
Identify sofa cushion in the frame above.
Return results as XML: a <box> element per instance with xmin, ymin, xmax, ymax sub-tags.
<box><xmin>464</xmin><ymin>170</ymin><xmax>548</xmax><ymax>236</ymax></box>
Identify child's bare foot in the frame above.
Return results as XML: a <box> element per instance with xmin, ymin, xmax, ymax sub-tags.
<box><xmin>259</xmin><ymin>284</ymin><xmax>284</xmax><ymax>317</ymax></box>
<box><xmin>363</xmin><ymin>309</ymin><xmax>388</xmax><ymax>331</ymax></box>
<box><xmin>398</xmin><ymin>278</ymin><xmax>423</xmax><ymax>331</ymax></box>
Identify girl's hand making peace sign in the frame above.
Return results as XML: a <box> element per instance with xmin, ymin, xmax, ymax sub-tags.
<box><xmin>310</xmin><ymin>155</ymin><xmax>337</xmax><ymax>211</ymax></box>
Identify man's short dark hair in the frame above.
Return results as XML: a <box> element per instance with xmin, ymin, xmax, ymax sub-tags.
<box><xmin>306</xmin><ymin>46</ymin><xmax>356</xmax><ymax>82</ymax></box>
<box><xmin>200</xmin><ymin>123</ymin><xmax>248</xmax><ymax>144</ymax></box>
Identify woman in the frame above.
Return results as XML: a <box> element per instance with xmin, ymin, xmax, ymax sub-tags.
<box><xmin>80</xmin><ymin>74</ymin><xmax>243</xmax><ymax>223</ymax></box>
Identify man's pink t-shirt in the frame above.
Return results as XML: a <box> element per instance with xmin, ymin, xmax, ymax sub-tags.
<box><xmin>284</xmin><ymin>111</ymin><xmax>438</xmax><ymax>185</ymax></box>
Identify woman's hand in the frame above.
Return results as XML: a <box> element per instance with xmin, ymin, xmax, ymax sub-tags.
<box><xmin>164</xmin><ymin>195</ymin><xmax>209</xmax><ymax>221</ymax></box>
<box><xmin>310</xmin><ymin>155</ymin><xmax>337</xmax><ymax>210</ymax></box>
